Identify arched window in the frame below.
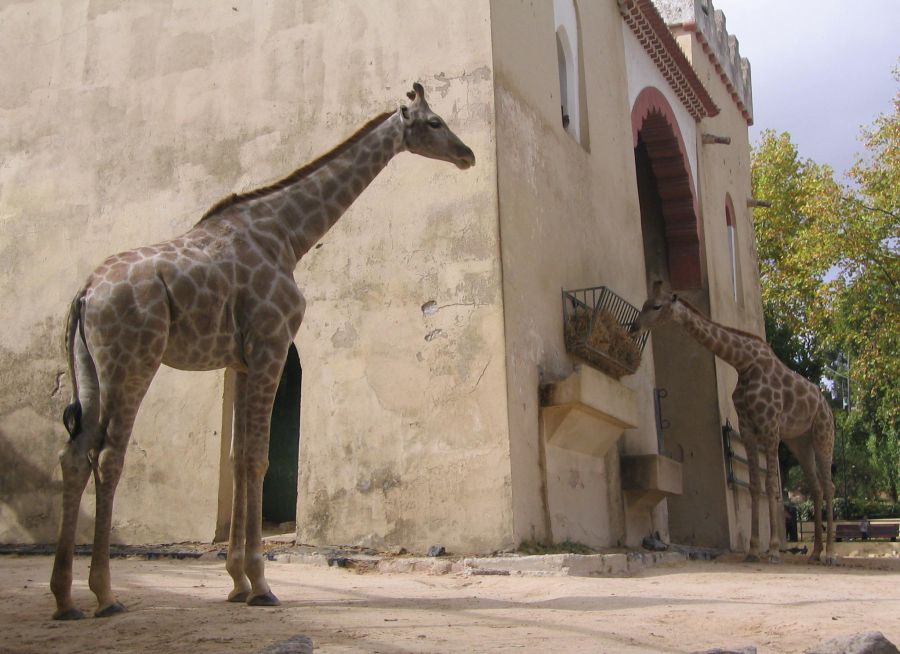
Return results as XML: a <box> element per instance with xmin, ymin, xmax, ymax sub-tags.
<box><xmin>725</xmin><ymin>196</ymin><xmax>743</xmax><ymax>304</ymax></box>
<box><xmin>554</xmin><ymin>0</ymin><xmax>585</xmax><ymax>144</ymax></box>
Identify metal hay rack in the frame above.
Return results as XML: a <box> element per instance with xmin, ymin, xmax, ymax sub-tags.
<box><xmin>562</xmin><ymin>286</ymin><xmax>649</xmax><ymax>378</ymax></box>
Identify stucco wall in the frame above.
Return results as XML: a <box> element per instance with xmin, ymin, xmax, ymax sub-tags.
<box><xmin>0</xmin><ymin>1</ymin><xmax>269</xmax><ymax>543</ymax></box>
<box><xmin>289</xmin><ymin>1</ymin><xmax>510</xmax><ymax>554</ymax></box>
<box><xmin>490</xmin><ymin>0</ymin><xmax>665</xmax><ymax>549</ymax></box>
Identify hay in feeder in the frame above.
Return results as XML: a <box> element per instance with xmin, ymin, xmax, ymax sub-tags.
<box><xmin>565</xmin><ymin>306</ymin><xmax>643</xmax><ymax>378</ymax></box>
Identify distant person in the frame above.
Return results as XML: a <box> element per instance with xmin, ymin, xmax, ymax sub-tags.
<box><xmin>860</xmin><ymin>516</ymin><xmax>871</xmax><ymax>540</ymax></box>
<box><xmin>784</xmin><ymin>505</ymin><xmax>798</xmax><ymax>542</ymax></box>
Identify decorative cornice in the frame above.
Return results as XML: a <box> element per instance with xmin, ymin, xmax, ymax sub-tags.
<box><xmin>617</xmin><ymin>0</ymin><xmax>719</xmax><ymax>122</ymax></box>
<box><xmin>655</xmin><ymin>0</ymin><xmax>754</xmax><ymax>125</ymax></box>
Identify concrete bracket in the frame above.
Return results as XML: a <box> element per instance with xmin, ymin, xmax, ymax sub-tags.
<box><xmin>621</xmin><ymin>453</ymin><xmax>684</xmax><ymax>510</ymax></box>
<box><xmin>540</xmin><ymin>366</ymin><xmax>639</xmax><ymax>458</ymax></box>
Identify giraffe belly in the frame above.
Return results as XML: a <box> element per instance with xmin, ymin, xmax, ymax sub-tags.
<box><xmin>161</xmin><ymin>325</ymin><xmax>244</xmax><ymax>372</ymax></box>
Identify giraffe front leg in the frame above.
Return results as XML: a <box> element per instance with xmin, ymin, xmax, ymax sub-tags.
<box><xmin>744</xmin><ymin>432</ymin><xmax>762</xmax><ymax>562</ymax></box>
<box><xmin>226</xmin><ymin>373</ymin><xmax>252</xmax><ymax>602</ymax></box>
<box><xmin>245</xmin><ymin>450</ymin><xmax>279</xmax><ymax>606</ymax></box>
<box><xmin>242</xmin><ymin>364</ymin><xmax>282</xmax><ymax>607</ymax></box>
<box><xmin>764</xmin><ymin>444</ymin><xmax>782</xmax><ymax>563</ymax></box>
<box><xmin>51</xmin><ymin>440</ymin><xmax>92</xmax><ymax>620</ymax></box>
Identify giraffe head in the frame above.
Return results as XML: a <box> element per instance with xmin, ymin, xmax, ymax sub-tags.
<box><xmin>400</xmin><ymin>82</ymin><xmax>476</xmax><ymax>170</ymax></box>
<box><xmin>629</xmin><ymin>281</ymin><xmax>677</xmax><ymax>333</ymax></box>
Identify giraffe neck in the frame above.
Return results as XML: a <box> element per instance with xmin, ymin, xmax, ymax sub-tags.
<box><xmin>670</xmin><ymin>300</ymin><xmax>755</xmax><ymax>371</ymax></box>
<box><xmin>249</xmin><ymin>111</ymin><xmax>406</xmax><ymax>263</ymax></box>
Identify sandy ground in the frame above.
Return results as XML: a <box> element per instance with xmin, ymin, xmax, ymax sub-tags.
<box><xmin>1</xmin><ymin>554</ymin><xmax>899</xmax><ymax>654</ymax></box>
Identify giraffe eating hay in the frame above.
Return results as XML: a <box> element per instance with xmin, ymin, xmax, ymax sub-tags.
<box><xmin>631</xmin><ymin>282</ymin><xmax>836</xmax><ymax>563</ymax></box>
<box><xmin>51</xmin><ymin>83</ymin><xmax>475</xmax><ymax>620</ymax></box>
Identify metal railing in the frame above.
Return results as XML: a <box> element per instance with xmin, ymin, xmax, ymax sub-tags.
<box><xmin>722</xmin><ymin>419</ymin><xmax>767</xmax><ymax>494</ymax></box>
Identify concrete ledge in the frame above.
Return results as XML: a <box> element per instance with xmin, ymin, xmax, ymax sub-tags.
<box><xmin>462</xmin><ymin>551</ymin><xmax>684</xmax><ymax>576</ymax></box>
<box><xmin>541</xmin><ymin>366</ymin><xmax>639</xmax><ymax>457</ymax></box>
<box><xmin>621</xmin><ymin>454</ymin><xmax>683</xmax><ymax>510</ymax></box>
<box><xmin>271</xmin><ymin>548</ymin><xmax>686</xmax><ymax>577</ymax></box>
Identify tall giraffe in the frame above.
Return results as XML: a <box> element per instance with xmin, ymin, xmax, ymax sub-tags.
<box><xmin>631</xmin><ymin>282</ymin><xmax>835</xmax><ymax>563</ymax></box>
<box><xmin>50</xmin><ymin>83</ymin><xmax>475</xmax><ymax>620</ymax></box>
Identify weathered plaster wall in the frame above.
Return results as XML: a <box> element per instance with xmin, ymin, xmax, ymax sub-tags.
<box><xmin>490</xmin><ymin>0</ymin><xmax>665</xmax><ymax>549</ymax></box>
<box><xmin>290</xmin><ymin>1</ymin><xmax>510</xmax><ymax>554</ymax></box>
<box><xmin>1</xmin><ymin>0</ymin><xmax>358</xmax><ymax>544</ymax></box>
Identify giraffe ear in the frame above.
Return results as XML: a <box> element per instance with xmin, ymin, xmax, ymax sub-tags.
<box><xmin>400</xmin><ymin>105</ymin><xmax>412</xmax><ymax>124</ymax></box>
<box><xmin>408</xmin><ymin>82</ymin><xmax>429</xmax><ymax>110</ymax></box>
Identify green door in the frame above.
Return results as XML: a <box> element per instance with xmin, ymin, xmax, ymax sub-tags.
<box><xmin>263</xmin><ymin>344</ymin><xmax>301</xmax><ymax>525</ymax></box>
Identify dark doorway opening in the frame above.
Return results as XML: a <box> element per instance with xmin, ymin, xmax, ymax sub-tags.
<box><xmin>262</xmin><ymin>343</ymin><xmax>301</xmax><ymax>526</ymax></box>
<box><xmin>635</xmin><ymin>133</ymin><xmax>730</xmax><ymax>548</ymax></box>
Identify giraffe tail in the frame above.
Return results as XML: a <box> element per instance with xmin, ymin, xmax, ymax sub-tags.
<box><xmin>62</xmin><ymin>288</ymin><xmax>87</xmax><ymax>439</ymax></box>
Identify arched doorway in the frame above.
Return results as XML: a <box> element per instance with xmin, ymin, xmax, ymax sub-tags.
<box><xmin>632</xmin><ymin>87</ymin><xmax>730</xmax><ymax>548</ymax></box>
<box><xmin>263</xmin><ymin>343</ymin><xmax>302</xmax><ymax>527</ymax></box>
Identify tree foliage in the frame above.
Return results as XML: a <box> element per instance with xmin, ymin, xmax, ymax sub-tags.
<box><xmin>751</xmin><ymin>70</ymin><xmax>899</xmax><ymax>506</ymax></box>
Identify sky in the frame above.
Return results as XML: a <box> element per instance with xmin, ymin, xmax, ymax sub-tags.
<box><xmin>710</xmin><ymin>0</ymin><xmax>899</xmax><ymax>179</ymax></box>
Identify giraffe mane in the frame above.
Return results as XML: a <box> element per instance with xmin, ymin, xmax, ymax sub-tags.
<box><xmin>676</xmin><ymin>296</ymin><xmax>769</xmax><ymax>345</ymax></box>
<box><xmin>197</xmin><ymin>111</ymin><xmax>396</xmax><ymax>223</ymax></box>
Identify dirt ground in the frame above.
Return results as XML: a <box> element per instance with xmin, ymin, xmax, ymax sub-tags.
<box><xmin>1</xmin><ymin>554</ymin><xmax>899</xmax><ymax>654</ymax></box>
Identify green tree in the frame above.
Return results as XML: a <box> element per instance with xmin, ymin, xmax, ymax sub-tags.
<box><xmin>750</xmin><ymin>71</ymin><xmax>900</xmax><ymax>508</ymax></box>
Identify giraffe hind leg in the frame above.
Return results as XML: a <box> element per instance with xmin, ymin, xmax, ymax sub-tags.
<box><xmin>51</xmin><ymin>435</ymin><xmax>93</xmax><ymax>620</ymax></box>
<box><xmin>784</xmin><ymin>435</ymin><xmax>824</xmax><ymax>563</ymax></box>
<box><xmin>87</xmin><ymin>367</ymin><xmax>161</xmax><ymax>618</ymax></box>
<box><xmin>813</xmin><ymin>417</ymin><xmax>836</xmax><ymax>564</ymax></box>
<box><xmin>51</xmin><ymin>335</ymin><xmax>102</xmax><ymax>620</ymax></box>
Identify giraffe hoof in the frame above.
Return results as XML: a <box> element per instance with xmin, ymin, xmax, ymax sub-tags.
<box><xmin>744</xmin><ymin>553</ymin><xmax>760</xmax><ymax>563</ymax></box>
<box><xmin>767</xmin><ymin>554</ymin><xmax>781</xmax><ymax>564</ymax></box>
<box><xmin>94</xmin><ymin>601</ymin><xmax>127</xmax><ymax>618</ymax></box>
<box><xmin>227</xmin><ymin>590</ymin><xmax>250</xmax><ymax>603</ymax></box>
<box><xmin>53</xmin><ymin>607</ymin><xmax>86</xmax><ymax>621</ymax></box>
<box><xmin>247</xmin><ymin>591</ymin><xmax>281</xmax><ymax>607</ymax></box>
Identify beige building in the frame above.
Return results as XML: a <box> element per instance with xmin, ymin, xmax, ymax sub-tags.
<box><xmin>1</xmin><ymin>0</ymin><xmax>770</xmax><ymax>554</ymax></box>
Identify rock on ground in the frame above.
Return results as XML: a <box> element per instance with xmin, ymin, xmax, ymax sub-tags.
<box><xmin>257</xmin><ymin>635</ymin><xmax>314</xmax><ymax>654</ymax></box>
<box><xmin>806</xmin><ymin>631</ymin><xmax>899</xmax><ymax>654</ymax></box>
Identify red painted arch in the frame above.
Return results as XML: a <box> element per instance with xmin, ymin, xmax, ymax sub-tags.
<box><xmin>631</xmin><ymin>86</ymin><xmax>702</xmax><ymax>289</ymax></box>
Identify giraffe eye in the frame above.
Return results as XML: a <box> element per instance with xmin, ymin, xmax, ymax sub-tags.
<box><xmin>652</xmin><ymin>305</ymin><xmax>662</xmax><ymax>310</ymax></box>
<box><xmin>427</xmin><ymin>118</ymin><xmax>442</xmax><ymax>129</ymax></box>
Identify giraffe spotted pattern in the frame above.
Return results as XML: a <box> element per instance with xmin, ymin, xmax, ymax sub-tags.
<box><xmin>51</xmin><ymin>83</ymin><xmax>475</xmax><ymax>620</ymax></box>
<box><xmin>632</xmin><ymin>281</ymin><xmax>836</xmax><ymax>564</ymax></box>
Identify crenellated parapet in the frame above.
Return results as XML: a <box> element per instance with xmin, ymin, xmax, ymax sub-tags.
<box><xmin>653</xmin><ymin>0</ymin><xmax>754</xmax><ymax>124</ymax></box>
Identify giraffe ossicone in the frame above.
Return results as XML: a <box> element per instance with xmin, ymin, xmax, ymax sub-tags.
<box><xmin>50</xmin><ymin>82</ymin><xmax>475</xmax><ymax>620</ymax></box>
<box><xmin>631</xmin><ymin>281</ymin><xmax>836</xmax><ymax>564</ymax></box>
